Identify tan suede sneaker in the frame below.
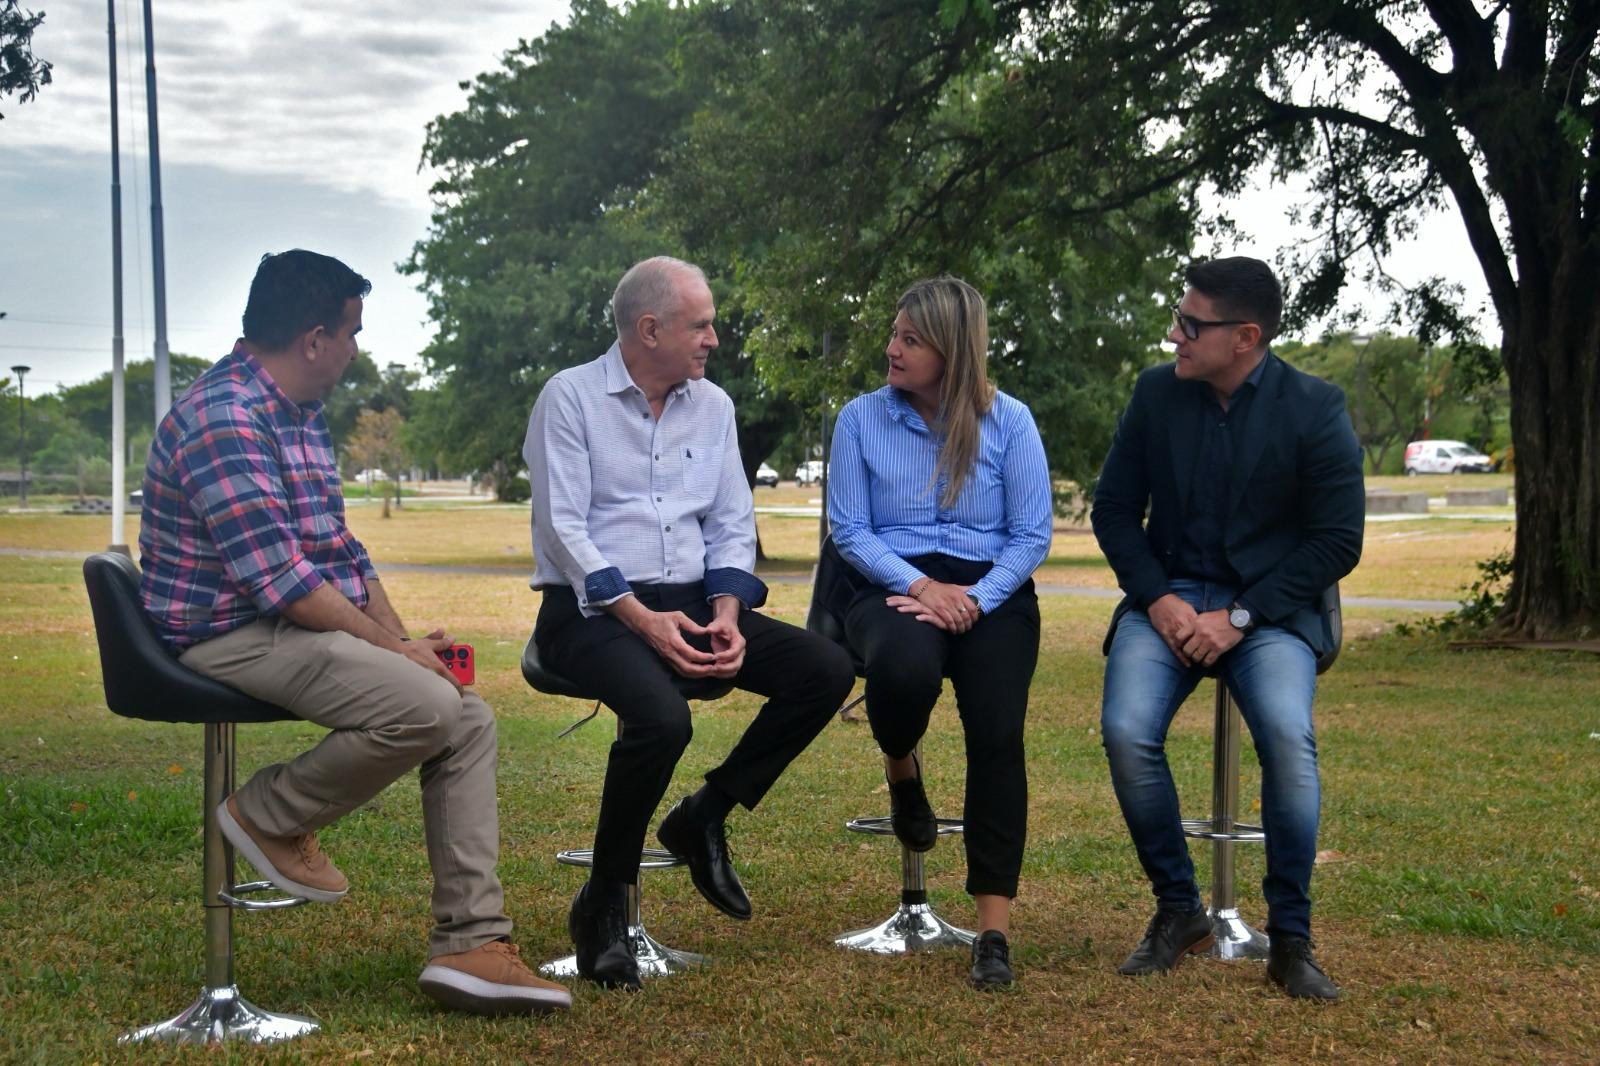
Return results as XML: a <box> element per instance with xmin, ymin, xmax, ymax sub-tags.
<box><xmin>418</xmin><ymin>940</ymin><xmax>573</xmax><ymax>1014</ymax></box>
<box><xmin>216</xmin><ymin>794</ymin><xmax>349</xmax><ymax>903</ymax></box>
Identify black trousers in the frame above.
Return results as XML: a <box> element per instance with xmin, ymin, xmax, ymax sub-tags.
<box><xmin>536</xmin><ymin>583</ymin><xmax>854</xmax><ymax>885</ymax></box>
<box><xmin>843</xmin><ymin>554</ymin><xmax>1040</xmax><ymax>898</ymax></box>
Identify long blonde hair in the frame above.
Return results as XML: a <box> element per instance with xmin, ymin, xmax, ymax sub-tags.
<box><xmin>898</xmin><ymin>276</ymin><xmax>995</xmax><ymax>507</ymax></box>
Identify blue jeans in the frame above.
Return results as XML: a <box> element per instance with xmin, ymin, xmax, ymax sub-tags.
<box><xmin>1100</xmin><ymin>580</ymin><xmax>1320</xmax><ymax>939</ymax></box>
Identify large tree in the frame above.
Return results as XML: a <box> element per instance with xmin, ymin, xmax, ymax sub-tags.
<box><xmin>405</xmin><ymin>0</ymin><xmax>801</xmax><ymax>500</ymax></box>
<box><xmin>686</xmin><ymin>0</ymin><xmax>1597</xmax><ymax>638</ymax></box>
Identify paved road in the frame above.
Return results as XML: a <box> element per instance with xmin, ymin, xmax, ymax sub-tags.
<box><xmin>12</xmin><ymin>548</ymin><xmax>1457</xmax><ymax>612</ymax></box>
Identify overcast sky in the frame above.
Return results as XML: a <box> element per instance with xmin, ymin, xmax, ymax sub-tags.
<box><xmin>1</xmin><ymin>0</ymin><xmax>568</xmax><ymax>405</ymax></box>
<box><xmin>3</xmin><ymin>0</ymin><xmax>1493</xmax><ymax>409</ymax></box>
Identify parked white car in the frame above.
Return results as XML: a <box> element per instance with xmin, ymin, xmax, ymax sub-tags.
<box><xmin>754</xmin><ymin>462</ymin><xmax>779</xmax><ymax>488</ymax></box>
<box><xmin>794</xmin><ymin>460</ymin><xmax>826</xmax><ymax>486</ymax></box>
<box><xmin>1403</xmin><ymin>439</ymin><xmax>1493</xmax><ymax>475</ymax></box>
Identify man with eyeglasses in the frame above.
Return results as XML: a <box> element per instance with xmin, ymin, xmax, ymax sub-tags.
<box><xmin>1090</xmin><ymin>256</ymin><xmax>1364</xmax><ymax>999</ymax></box>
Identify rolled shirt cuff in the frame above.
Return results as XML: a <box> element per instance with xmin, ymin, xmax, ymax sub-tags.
<box><xmin>582</xmin><ymin>565</ymin><xmax>632</xmax><ymax>609</ymax></box>
<box><xmin>253</xmin><ymin>555</ymin><xmax>326</xmax><ymax>614</ymax></box>
<box><xmin>705</xmin><ymin>566</ymin><xmax>768</xmax><ymax>609</ymax></box>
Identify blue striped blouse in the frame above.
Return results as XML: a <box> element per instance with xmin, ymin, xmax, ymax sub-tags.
<box><xmin>827</xmin><ymin>386</ymin><xmax>1053</xmax><ymax>613</ymax></box>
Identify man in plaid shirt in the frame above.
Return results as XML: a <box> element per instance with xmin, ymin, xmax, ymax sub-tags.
<box><xmin>140</xmin><ymin>249</ymin><xmax>570</xmax><ymax>1015</ymax></box>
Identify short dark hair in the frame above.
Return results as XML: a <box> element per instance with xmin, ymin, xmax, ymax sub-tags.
<box><xmin>1184</xmin><ymin>256</ymin><xmax>1282</xmax><ymax>344</ymax></box>
<box><xmin>241</xmin><ymin>250</ymin><xmax>371</xmax><ymax>350</ymax></box>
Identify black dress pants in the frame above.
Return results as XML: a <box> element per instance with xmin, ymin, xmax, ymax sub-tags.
<box><xmin>536</xmin><ymin>583</ymin><xmax>854</xmax><ymax>885</ymax></box>
<box><xmin>843</xmin><ymin>553</ymin><xmax>1040</xmax><ymax>898</ymax></box>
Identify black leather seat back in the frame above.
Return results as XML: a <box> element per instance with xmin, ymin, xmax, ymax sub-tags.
<box><xmin>806</xmin><ymin>537</ymin><xmax>865</xmax><ymax>676</ymax></box>
<box><xmin>1315</xmin><ymin>583</ymin><xmax>1342</xmax><ymax>677</ymax></box>
<box><xmin>82</xmin><ymin>552</ymin><xmax>291</xmax><ymax>724</ymax></box>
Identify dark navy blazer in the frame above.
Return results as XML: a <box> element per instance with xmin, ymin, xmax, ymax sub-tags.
<box><xmin>1090</xmin><ymin>351</ymin><xmax>1365</xmax><ymax>659</ymax></box>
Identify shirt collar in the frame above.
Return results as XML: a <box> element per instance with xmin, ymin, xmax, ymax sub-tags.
<box><xmin>884</xmin><ymin>387</ymin><xmax>931</xmax><ymax>431</ymax></box>
<box><xmin>602</xmin><ymin>341</ymin><xmax>693</xmax><ymax>402</ymax></box>
<box><xmin>231</xmin><ymin>342</ymin><xmax>320</xmax><ymax>421</ymax></box>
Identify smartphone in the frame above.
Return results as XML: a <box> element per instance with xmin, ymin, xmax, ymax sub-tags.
<box><xmin>437</xmin><ymin>643</ymin><xmax>475</xmax><ymax>686</ymax></box>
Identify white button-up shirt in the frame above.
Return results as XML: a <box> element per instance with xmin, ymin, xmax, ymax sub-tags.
<box><xmin>523</xmin><ymin>343</ymin><xmax>765</xmax><ymax>617</ymax></box>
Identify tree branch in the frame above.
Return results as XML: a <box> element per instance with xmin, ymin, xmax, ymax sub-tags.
<box><xmin>1421</xmin><ymin>0</ymin><xmax>1499</xmax><ymax>79</ymax></box>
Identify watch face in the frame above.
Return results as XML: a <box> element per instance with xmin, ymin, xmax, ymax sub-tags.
<box><xmin>1229</xmin><ymin>607</ymin><xmax>1251</xmax><ymax>629</ymax></box>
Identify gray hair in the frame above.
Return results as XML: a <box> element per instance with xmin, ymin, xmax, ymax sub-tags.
<box><xmin>612</xmin><ymin>256</ymin><xmax>708</xmax><ymax>340</ymax></box>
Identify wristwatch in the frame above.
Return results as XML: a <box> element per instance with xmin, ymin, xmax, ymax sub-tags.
<box><xmin>1228</xmin><ymin>601</ymin><xmax>1255</xmax><ymax>633</ymax></box>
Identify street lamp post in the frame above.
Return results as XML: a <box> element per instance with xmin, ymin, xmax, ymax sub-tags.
<box><xmin>11</xmin><ymin>365</ymin><xmax>31</xmax><ymax>508</ymax></box>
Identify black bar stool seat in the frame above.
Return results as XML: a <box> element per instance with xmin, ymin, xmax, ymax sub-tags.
<box><xmin>82</xmin><ymin>551</ymin><xmax>317</xmax><ymax>1045</ymax></box>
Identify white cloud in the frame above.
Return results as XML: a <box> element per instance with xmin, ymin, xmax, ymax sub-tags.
<box><xmin>7</xmin><ymin>0</ymin><xmax>571</xmax><ymax>204</ymax></box>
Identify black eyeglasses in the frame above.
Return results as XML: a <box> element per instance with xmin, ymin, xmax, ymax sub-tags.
<box><xmin>1171</xmin><ymin>308</ymin><xmax>1248</xmax><ymax>340</ymax></box>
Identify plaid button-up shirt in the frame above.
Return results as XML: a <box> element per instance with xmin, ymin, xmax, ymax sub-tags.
<box><xmin>139</xmin><ymin>343</ymin><xmax>377</xmax><ymax>651</ymax></box>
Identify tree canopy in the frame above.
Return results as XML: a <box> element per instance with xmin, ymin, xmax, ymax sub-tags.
<box><xmin>667</xmin><ymin>0</ymin><xmax>1596</xmax><ymax>637</ymax></box>
<box><xmin>0</xmin><ymin>0</ymin><xmax>50</xmax><ymax>120</ymax></box>
<box><xmin>408</xmin><ymin>0</ymin><xmax>1189</xmax><ymax>505</ymax></box>
<box><xmin>412</xmin><ymin>0</ymin><xmax>1596</xmax><ymax>635</ymax></box>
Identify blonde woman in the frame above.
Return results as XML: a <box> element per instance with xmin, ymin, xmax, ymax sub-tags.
<box><xmin>827</xmin><ymin>276</ymin><xmax>1052</xmax><ymax>988</ymax></box>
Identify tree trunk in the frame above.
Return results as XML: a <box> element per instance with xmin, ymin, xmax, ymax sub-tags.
<box><xmin>1494</xmin><ymin>264</ymin><xmax>1600</xmax><ymax>639</ymax></box>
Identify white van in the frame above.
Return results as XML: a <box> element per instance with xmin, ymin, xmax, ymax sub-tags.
<box><xmin>1403</xmin><ymin>439</ymin><xmax>1493</xmax><ymax>475</ymax></box>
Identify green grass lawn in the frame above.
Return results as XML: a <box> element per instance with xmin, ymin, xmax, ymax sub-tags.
<box><xmin>1</xmin><ymin>510</ymin><xmax>1594</xmax><ymax>1063</ymax></box>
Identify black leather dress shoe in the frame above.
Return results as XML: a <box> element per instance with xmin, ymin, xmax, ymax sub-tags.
<box><xmin>969</xmin><ymin>929</ymin><xmax>1014</xmax><ymax>989</ymax></box>
<box><xmin>656</xmin><ymin>797</ymin><xmax>752</xmax><ymax>920</ymax></box>
<box><xmin>887</xmin><ymin>758</ymin><xmax>937</xmax><ymax>853</ymax></box>
<box><xmin>1267</xmin><ymin>935</ymin><xmax>1340</xmax><ymax>1000</ymax></box>
<box><xmin>567</xmin><ymin>881</ymin><xmax>640</xmax><ymax>990</ymax></box>
<box><xmin>1117</xmin><ymin>908</ymin><xmax>1215</xmax><ymax>975</ymax></box>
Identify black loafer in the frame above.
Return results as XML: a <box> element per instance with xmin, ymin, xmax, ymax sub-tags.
<box><xmin>567</xmin><ymin>881</ymin><xmax>640</xmax><ymax>990</ymax></box>
<box><xmin>1117</xmin><ymin>908</ymin><xmax>1215</xmax><ymax>975</ymax></box>
<box><xmin>887</xmin><ymin>757</ymin><xmax>937</xmax><ymax>852</ymax></box>
<box><xmin>1267</xmin><ymin>935</ymin><xmax>1340</xmax><ymax>1000</ymax></box>
<box><xmin>656</xmin><ymin>797</ymin><xmax>752</xmax><ymax>920</ymax></box>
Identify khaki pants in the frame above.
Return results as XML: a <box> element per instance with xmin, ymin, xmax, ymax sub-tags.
<box><xmin>180</xmin><ymin>618</ymin><xmax>510</xmax><ymax>956</ymax></box>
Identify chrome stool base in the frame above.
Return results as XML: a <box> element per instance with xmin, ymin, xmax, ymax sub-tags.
<box><xmin>1199</xmin><ymin>905</ymin><xmax>1270</xmax><ymax>960</ymax></box>
<box><xmin>541</xmin><ymin>847</ymin><xmax>708</xmax><ymax>980</ymax></box>
<box><xmin>837</xmin><ymin>767</ymin><xmax>972</xmax><ymax>956</ymax></box>
<box><xmin>835</xmin><ymin>894</ymin><xmax>975</xmax><ymax>954</ymax></box>
<box><xmin>540</xmin><ymin>925</ymin><xmax>709</xmax><ymax>979</ymax></box>
<box><xmin>122</xmin><ymin>985</ymin><xmax>318</xmax><ymax>1045</ymax></box>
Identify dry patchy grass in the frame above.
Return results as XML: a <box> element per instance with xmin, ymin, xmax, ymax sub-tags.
<box><xmin>2</xmin><ymin>549</ymin><xmax>1597</xmax><ymax>1063</ymax></box>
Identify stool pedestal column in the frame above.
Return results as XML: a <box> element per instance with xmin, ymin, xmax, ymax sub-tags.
<box><xmin>122</xmin><ymin>723</ymin><xmax>318</xmax><ymax>1044</ymax></box>
<box><xmin>836</xmin><ymin>744</ymin><xmax>974</xmax><ymax>954</ymax></box>
<box><xmin>539</xmin><ymin>714</ymin><xmax>708</xmax><ymax>980</ymax></box>
<box><xmin>1180</xmin><ymin>683</ymin><xmax>1269</xmax><ymax>961</ymax></box>
<box><xmin>539</xmin><ymin>848</ymin><xmax>709</xmax><ymax>979</ymax></box>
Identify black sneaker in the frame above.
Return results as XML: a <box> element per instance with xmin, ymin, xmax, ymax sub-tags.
<box><xmin>1267</xmin><ymin>934</ymin><xmax>1340</xmax><ymax>1000</ymax></box>
<box><xmin>969</xmin><ymin>929</ymin><xmax>1014</xmax><ymax>989</ymax></box>
<box><xmin>1116</xmin><ymin>908</ymin><xmax>1215</xmax><ymax>975</ymax></box>
<box><xmin>567</xmin><ymin>881</ymin><xmax>640</xmax><ymax>990</ymax></box>
<box><xmin>887</xmin><ymin>755</ymin><xmax>937</xmax><ymax>852</ymax></box>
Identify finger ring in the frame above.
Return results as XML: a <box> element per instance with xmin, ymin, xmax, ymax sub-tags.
<box><xmin>958</xmin><ymin>606</ymin><xmax>969</xmax><ymax>614</ymax></box>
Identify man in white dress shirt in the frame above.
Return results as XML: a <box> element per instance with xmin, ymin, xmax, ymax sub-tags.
<box><xmin>523</xmin><ymin>256</ymin><xmax>854</xmax><ymax>990</ymax></box>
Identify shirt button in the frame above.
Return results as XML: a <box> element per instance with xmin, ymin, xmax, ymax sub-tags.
<box><xmin>665</xmin><ymin>525</ymin><xmax>672</xmax><ymax>532</ymax></box>
<box><xmin>656</xmin><ymin>496</ymin><xmax>663</xmax><ymax>502</ymax></box>
<box><xmin>666</xmin><ymin>569</ymin><xmax>673</xmax><ymax>576</ymax></box>
<box><xmin>654</xmin><ymin>454</ymin><xmax>659</xmax><ymax>460</ymax></box>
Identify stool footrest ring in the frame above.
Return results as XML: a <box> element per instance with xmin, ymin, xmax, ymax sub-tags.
<box><xmin>554</xmin><ymin>847</ymin><xmax>687</xmax><ymax>871</ymax></box>
<box><xmin>1180</xmin><ymin>818</ymin><xmax>1265</xmax><ymax>843</ymax></box>
<box><xmin>844</xmin><ymin>815</ymin><xmax>964</xmax><ymax>837</ymax></box>
<box><xmin>217</xmin><ymin>881</ymin><xmax>311</xmax><ymax>911</ymax></box>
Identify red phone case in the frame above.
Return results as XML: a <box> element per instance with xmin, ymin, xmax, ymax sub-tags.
<box><xmin>438</xmin><ymin>643</ymin><xmax>475</xmax><ymax>685</ymax></box>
